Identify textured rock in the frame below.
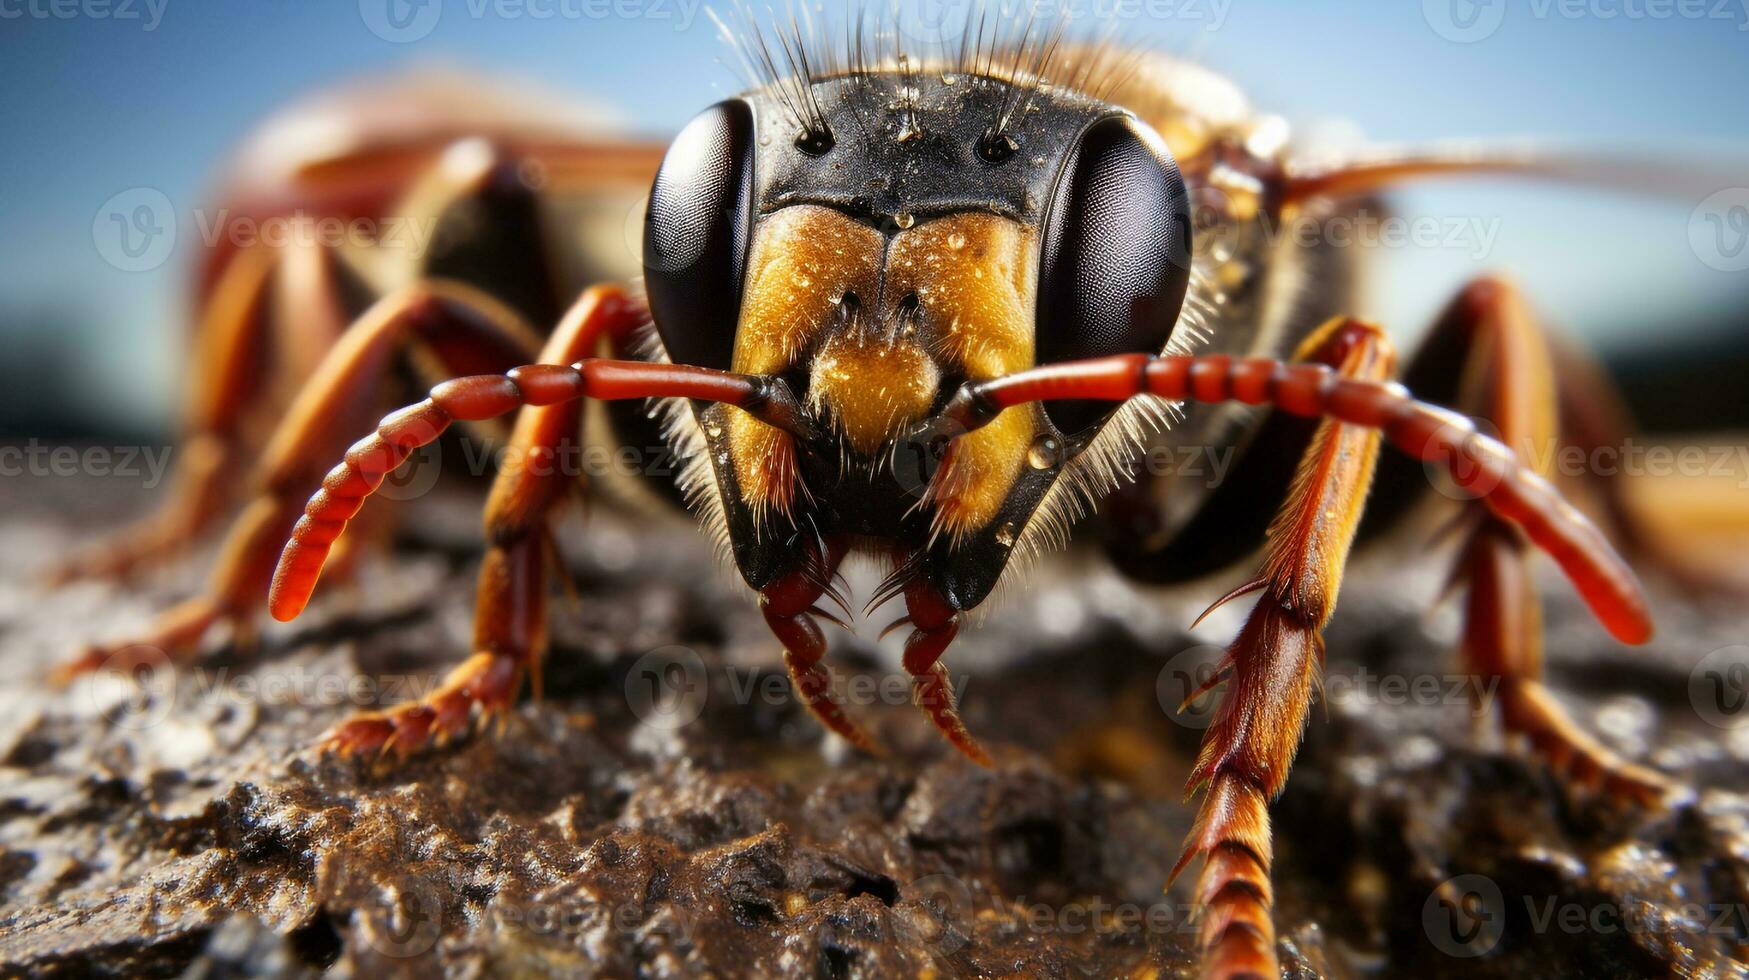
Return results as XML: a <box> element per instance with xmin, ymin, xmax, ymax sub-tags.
<box><xmin>0</xmin><ymin>470</ymin><xmax>1745</xmax><ymax>978</ymax></box>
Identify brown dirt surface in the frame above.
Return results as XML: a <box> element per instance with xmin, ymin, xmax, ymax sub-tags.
<box><xmin>1</xmin><ymin>467</ymin><xmax>1746</xmax><ymax>978</ymax></box>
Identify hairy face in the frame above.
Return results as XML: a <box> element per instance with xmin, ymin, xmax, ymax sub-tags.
<box><xmin>724</xmin><ymin>205</ymin><xmax>1040</xmax><ymax>542</ymax></box>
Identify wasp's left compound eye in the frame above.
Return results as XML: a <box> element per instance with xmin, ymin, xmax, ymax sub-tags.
<box><xmin>1035</xmin><ymin>115</ymin><xmax>1192</xmax><ymax>435</ymax></box>
<box><xmin>643</xmin><ymin>100</ymin><xmax>756</xmax><ymax>371</ymax></box>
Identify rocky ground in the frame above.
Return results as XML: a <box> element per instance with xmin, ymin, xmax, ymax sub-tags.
<box><xmin>0</xmin><ymin>469</ymin><xmax>1746</xmax><ymax>978</ymax></box>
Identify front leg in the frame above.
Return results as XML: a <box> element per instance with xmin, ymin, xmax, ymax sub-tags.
<box><xmin>319</xmin><ymin>285</ymin><xmax>641</xmax><ymax>758</ymax></box>
<box><xmin>921</xmin><ymin>318</ymin><xmax>1662</xmax><ymax>978</ymax></box>
<box><xmin>269</xmin><ymin>284</ymin><xmax>817</xmax><ymax>757</ymax></box>
<box><xmin>1172</xmin><ymin>318</ymin><xmax>1394</xmax><ymax>980</ymax></box>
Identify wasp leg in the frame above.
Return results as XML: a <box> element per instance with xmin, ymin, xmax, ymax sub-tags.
<box><xmin>927</xmin><ymin>348</ymin><xmax>1653</xmax><ymax>645</ymax></box>
<box><xmin>55</xmin><ymin>281</ymin><xmax>542</xmax><ymax>683</ymax></box>
<box><xmin>1410</xmin><ymin>277</ymin><xmax>1673</xmax><ymax>804</ymax></box>
<box><xmin>1428</xmin><ymin>277</ymin><xmax>1732</xmax><ymax>594</ymax></box>
<box><xmin>759</xmin><ymin>538</ymin><xmax>883</xmax><ymax>755</ymax></box>
<box><xmin>321</xmin><ymin>530</ymin><xmax>548</xmax><ymax>760</ymax></box>
<box><xmin>272</xmin><ymin>340</ymin><xmax>809</xmax><ymax>618</ymax></box>
<box><xmin>47</xmin><ymin>136</ymin><xmax>552</xmax><ymax>588</ymax></box>
<box><xmin>1461</xmin><ymin>524</ymin><xmax>1669</xmax><ymax>803</ymax></box>
<box><xmin>1549</xmin><ymin>340</ymin><xmax>1746</xmax><ymax>593</ymax></box>
<box><xmin>267</xmin><ymin>286</ymin><xmax>816</xmax><ymax>756</ymax></box>
<box><xmin>46</xmin><ymin>244</ymin><xmax>282</xmax><ymax>585</ymax></box>
<box><xmin>320</xmin><ymin>286</ymin><xmax>646</xmax><ymax>758</ymax></box>
<box><xmin>926</xmin><ymin>315</ymin><xmax>1662</xmax><ymax>973</ymax></box>
<box><xmin>1166</xmin><ymin>318</ymin><xmax>1393</xmax><ymax>980</ymax></box>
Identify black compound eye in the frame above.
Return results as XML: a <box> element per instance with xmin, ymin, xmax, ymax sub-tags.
<box><xmin>1035</xmin><ymin>115</ymin><xmax>1192</xmax><ymax>435</ymax></box>
<box><xmin>643</xmin><ymin>100</ymin><xmax>755</xmax><ymax>371</ymax></box>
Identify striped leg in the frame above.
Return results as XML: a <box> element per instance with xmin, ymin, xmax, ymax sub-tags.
<box><xmin>916</xmin><ymin>312</ymin><xmax>1658</xmax><ymax>979</ymax></box>
<box><xmin>308</xmin><ymin>286</ymin><xmax>645</xmax><ymax>758</ymax></box>
<box><xmin>267</xmin><ymin>284</ymin><xmax>816</xmax><ymax>757</ymax></box>
<box><xmin>919</xmin><ymin>347</ymin><xmax>1652</xmax><ymax>647</ymax></box>
<box><xmin>1171</xmin><ymin>318</ymin><xmax>1394</xmax><ymax>979</ymax></box>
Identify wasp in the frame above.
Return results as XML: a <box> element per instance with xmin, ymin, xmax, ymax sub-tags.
<box><xmin>57</xmin><ymin>15</ymin><xmax>1706</xmax><ymax>979</ymax></box>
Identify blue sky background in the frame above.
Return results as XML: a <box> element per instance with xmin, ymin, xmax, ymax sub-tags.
<box><xmin>1</xmin><ymin>0</ymin><xmax>1746</xmax><ymax>433</ymax></box>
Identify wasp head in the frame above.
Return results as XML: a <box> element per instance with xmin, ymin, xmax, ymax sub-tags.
<box><xmin>640</xmin><ymin>68</ymin><xmax>1193</xmax><ymax>611</ymax></box>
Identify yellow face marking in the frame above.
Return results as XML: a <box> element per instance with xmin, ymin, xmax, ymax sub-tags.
<box><xmin>888</xmin><ymin>213</ymin><xmax>1036</xmax><ymax>379</ymax></box>
<box><xmin>730</xmin><ymin>206</ymin><xmax>882</xmax><ymax>517</ymax></box>
<box><xmin>723</xmin><ymin>206</ymin><xmax>1042</xmax><ymax>539</ymax></box>
<box><xmin>927</xmin><ymin>407</ymin><xmax>1034</xmax><ymax>539</ymax></box>
<box><xmin>808</xmin><ymin>327</ymin><xmax>940</xmax><ymax>456</ymax></box>
<box><xmin>726</xmin><ymin>409</ymin><xmax>800</xmax><ymax>526</ymax></box>
<box><xmin>888</xmin><ymin>214</ymin><xmax>1039</xmax><ymax>539</ymax></box>
<box><xmin>732</xmin><ymin>205</ymin><xmax>882</xmax><ymax>375</ymax></box>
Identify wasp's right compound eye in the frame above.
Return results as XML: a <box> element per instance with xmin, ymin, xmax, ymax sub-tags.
<box><xmin>643</xmin><ymin>100</ymin><xmax>755</xmax><ymax>371</ymax></box>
